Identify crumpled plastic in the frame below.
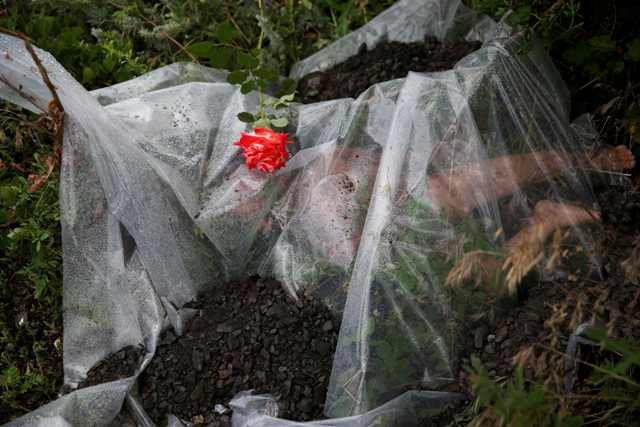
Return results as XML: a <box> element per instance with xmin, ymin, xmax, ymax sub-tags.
<box><xmin>0</xmin><ymin>0</ymin><xmax>605</xmax><ymax>425</ymax></box>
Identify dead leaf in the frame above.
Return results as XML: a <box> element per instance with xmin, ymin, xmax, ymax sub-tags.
<box><xmin>27</xmin><ymin>155</ymin><xmax>56</xmax><ymax>193</ymax></box>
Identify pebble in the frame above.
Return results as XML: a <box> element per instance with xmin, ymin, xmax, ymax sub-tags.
<box><xmin>474</xmin><ymin>325</ymin><xmax>487</xmax><ymax>349</ymax></box>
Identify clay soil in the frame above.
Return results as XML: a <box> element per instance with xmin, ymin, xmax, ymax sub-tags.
<box><xmin>78</xmin><ymin>277</ymin><xmax>338</xmax><ymax>426</ymax></box>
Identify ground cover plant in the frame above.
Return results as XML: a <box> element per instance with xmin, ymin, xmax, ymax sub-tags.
<box><xmin>1</xmin><ymin>0</ymin><xmax>640</xmax><ymax>425</ymax></box>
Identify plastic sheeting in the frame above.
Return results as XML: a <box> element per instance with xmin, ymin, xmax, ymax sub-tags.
<box><xmin>1</xmin><ymin>0</ymin><xmax>605</xmax><ymax>425</ymax></box>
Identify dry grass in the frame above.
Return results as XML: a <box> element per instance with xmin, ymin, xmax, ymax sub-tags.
<box><xmin>448</xmin><ymin>224</ymin><xmax>568</xmax><ymax>295</ymax></box>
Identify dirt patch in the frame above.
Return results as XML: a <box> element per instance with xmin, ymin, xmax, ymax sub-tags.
<box><xmin>297</xmin><ymin>36</ymin><xmax>481</xmax><ymax>103</ymax></box>
<box><xmin>0</xmin><ymin>281</ymin><xmax>63</xmax><ymax>425</ymax></box>
<box><xmin>79</xmin><ymin>277</ymin><xmax>338</xmax><ymax>426</ymax></box>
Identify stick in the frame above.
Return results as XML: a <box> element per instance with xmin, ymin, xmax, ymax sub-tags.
<box><xmin>0</xmin><ymin>27</ymin><xmax>64</xmax><ymax>113</ymax></box>
<box><xmin>0</xmin><ymin>27</ymin><xmax>65</xmax><ymax>156</ymax></box>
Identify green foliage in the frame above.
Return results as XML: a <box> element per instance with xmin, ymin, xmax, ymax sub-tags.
<box><xmin>468</xmin><ymin>0</ymin><xmax>640</xmax><ymax>82</ymax></box>
<box><xmin>581</xmin><ymin>327</ymin><xmax>640</xmax><ymax>424</ymax></box>
<box><xmin>0</xmin><ymin>117</ymin><xmax>61</xmax><ymax>300</ymax></box>
<box><xmin>468</xmin><ymin>356</ymin><xmax>584</xmax><ymax>426</ymax></box>
<box><xmin>0</xmin><ymin>109</ymin><xmax>63</xmax><ymax>421</ymax></box>
<box><xmin>1</xmin><ymin>9</ymin><xmax>148</xmax><ymax>87</ymax></box>
<box><xmin>468</xmin><ymin>328</ymin><xmax>640</xmax><ymax>426</ymax></box>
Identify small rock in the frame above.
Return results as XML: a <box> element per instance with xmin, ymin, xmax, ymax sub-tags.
<box><xmin>495</xmin><ymin>326</ymin><xmax>509</xmax><ymax>343</ymax></box>
<box><xmin>322</xmin><ymin>321</ymin><xmax>334</xmax><ymax>332</ymax></box>
<box><xmin>192</xmin><ymin>350</ymin><xmax>204</xmax><ymax>371</ymax></box>
<box><xmin>474</xmin><ymin>325</ymin><xmax>488</xmax><ymax>349</ymax></box>
<box><xmin>297</xmin><ymin>398</ymin><xmax>313</xmax><ymax>413</ymax></box>
<box><xmin>216</xmin><ymin>323</ymin><xmax>233</xmax><ymax>333</ymax></box>
<box><xmin>484</xmin><ymin>343</ymin><xmax>496</xmax><ymax>354</ymax></box>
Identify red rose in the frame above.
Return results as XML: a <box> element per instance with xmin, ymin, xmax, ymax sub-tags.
<box><xmin>233</xmin><ymin>128</ymin><xmax>293</xmax><ymax>173</ymax></box>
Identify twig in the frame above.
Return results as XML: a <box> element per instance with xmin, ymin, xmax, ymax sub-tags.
<box><xmin>580</xmin><ymin>168</ymin><xmax>632</xmax><ymax>177</ymax></box>
<box><xmin>0</xmin><ymin>28</ymin><xmax>64</xmax><ymax>114</ymax></box>
<box><xmin>224</xmin><ymin>1</ymin><xmax>251</xmax><ymax>46</ymax></box>
<box><xmin>159</xmin><ymin>31</ymin><xmax>199</xmax><ymax>64</ymax></box>
<box><xmin>0</xmin><ymin>27</ymin><xmax>65</xmax><ymax>163</ymax></box>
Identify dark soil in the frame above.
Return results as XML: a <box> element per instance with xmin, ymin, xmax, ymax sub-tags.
<box><xmin>297</xmin><ymin>36</ymin><xmax>481</xmax><ymax>103</ymax></box>
<box><xmin>0</xmin><ymin>282</ymin><xmax>63</xmax><ymax>425</ymax></box>
<box><xmin>76</xmin><ymin>346</ymin><xmax>145</xmax><ymax>390</ymax></box>
<box><xmin>79</xmin><ymin>277</ymin><xmax>338</xmax><ymax>427</ymax></box>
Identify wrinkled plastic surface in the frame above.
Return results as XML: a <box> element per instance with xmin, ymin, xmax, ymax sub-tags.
<box><xmin>1</xmin><ymin>0</ymin><xmax>604</xmax><ymax>425</ymax></box>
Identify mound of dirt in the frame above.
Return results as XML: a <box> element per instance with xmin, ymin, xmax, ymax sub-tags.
<box><xmin>79</xmin><ymin>277</ymin><xmax>339</xmax><ymax>426</ymax></box>
<box><xmin>297</xmin><ymin>35</ymin><xmax>481</xmax><ymax>103</ymax></box>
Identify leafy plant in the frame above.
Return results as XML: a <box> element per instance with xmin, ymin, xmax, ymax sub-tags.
<box><xmin>468</xmin><ymin>356</ymin><xmax>584</xmax><ymax>427</ymax></box>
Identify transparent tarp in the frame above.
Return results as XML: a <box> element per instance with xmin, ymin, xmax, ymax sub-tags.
<box><xmin>0</xmin><ymin>0</ymin><xmax>608</xmax><ymax>425</ymax></box>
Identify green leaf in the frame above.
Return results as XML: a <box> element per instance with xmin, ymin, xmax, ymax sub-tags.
<box><xmin>240</xmin><ymin>80</ymin><xmax>256</xmax><ymax>94</ymax></box>
<box><xmin>186</xmin><ymin>41</ymin><xmax>216</xmax><ymax>59</ymax></box>
<box><xmin>1</xmin><ymin>366</ymin><xmax>20</xmax><ymax>388</ymax></box>
<box><xmin>588</xmin><ymin>35</ymin><xmax>616</xmax><ymax>53</ymax></box>
<box><xmin>34</xmin><ymin>277</ymin><xmax>47</xmax><ymax>299</ymax></box>
<box><xmin>563</xmin><ymin>42</ymin><xmax>591</xmax><ymax>66</ymax></box>
<box><xmin>237</xmin><ymin>112</ymin><xmax>255</xmax><ymax>123</ymax></box>
<box><xmin>508</xmin><ymin>5</ymin><xmax>532</xmax><ymax>26</ymax></box>
<box><xmin>254</xmin><ymin>118</ymin><xmax>270</xmax><ymax>128</ymax></box>
<box><xmin>103</xmin><ymin>56</ymin><xmax>115</xmax><ymax>72</ymax></box>
<box><xmin>626</xmin><ymin>38</ymin><xmax>640</xmax><ymax>62</ymax></box>
<box><xmin>8</xmin><ymin>227</ymin><xmax>27</xmax><ymax>241</ymax></box>
<box><xmin>215</xmin><ymin>22</ymin><xmax>237</xmax><ymax>44</ymax></box>
<box><xmin>82</xmin><ymin>66</ymin><xmax>95</xmax><ymax>84</ymax></box>
<box><xmin>237</xmin><ymin>52</ymin><xmax>259</xmax><ymax>70</ymax></box>
<box><xmin>278</xmin><ymin>78</ymin><xmax>297</xmax><ymax>97</ymax></box>
<box><xmin>254</xmin><ymin>67</ymin><xmax>279</xmax><ymax>83</ymax></box>
<box><xmin>227</xmin><ymin>70</ymin><xmax>248</xmax><ymax>85</ymax></box>
<box><xmin>270</xmin><ymin>117</ymin><xmax>289</xmax><ymax>128</ymax></box>
<box><xmin>279</xmin><ymin>93</ymin><xmax>295</xmax><ymax>103</ymax></box>
<box><xmin>210</xmin><ymin>47</ymin><xmax>232</xmax><ymax>69</ymax></box>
